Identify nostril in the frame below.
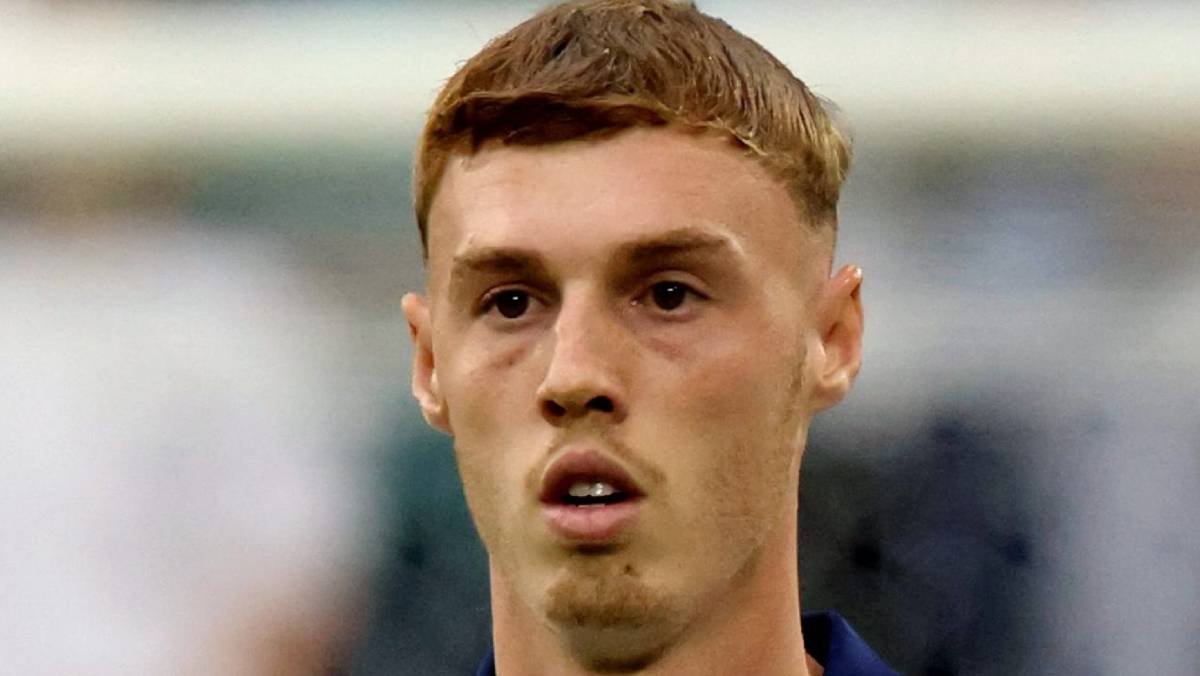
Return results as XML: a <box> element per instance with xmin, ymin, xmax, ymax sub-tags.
<box><xmin>540</xmin><ymin>395</ymin><xmax>616</xmax><ymax>420</ymax></box>
<box><xmin>587</xmin><ymin>396</ymin><xmax>614</xmax><ymax>413</ymax></box>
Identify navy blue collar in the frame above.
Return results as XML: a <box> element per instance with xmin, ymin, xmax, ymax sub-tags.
<box><xmin>475</xmin><ymin>611</ymin><xmax>895</xmax><ymax>675</ymax></box>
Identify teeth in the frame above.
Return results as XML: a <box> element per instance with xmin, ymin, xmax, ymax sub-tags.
<box><xmin>567</xmin><ymin>481</ymin><xmax>615</xmax><ymax>499</ymax></box>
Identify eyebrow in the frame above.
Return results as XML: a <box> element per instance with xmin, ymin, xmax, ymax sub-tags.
<box><xmin>449</xmin><ymin>247</ymin><xmax>549</xmax><ymax>285</ymax></box>
<box><xmin>615</xmin><ymin>226</ymin><xmax>743</xmax><ymax>266</ymax></box>
<box><xmin>448</xmin><ymin>226</ymin><xmax>743</xmax><ymax>285</ymax></box>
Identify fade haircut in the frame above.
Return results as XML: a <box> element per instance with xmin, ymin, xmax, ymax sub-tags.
<box><xmin>413</xmin><ymin>0</ymin><xmax>852</xmax><ymax>255</ymax></box>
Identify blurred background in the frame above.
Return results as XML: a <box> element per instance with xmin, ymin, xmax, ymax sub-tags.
<box><xmin>2</xmin><ymin>1</ymin><xmax>1197</xmax><ymax>674</ymax></box>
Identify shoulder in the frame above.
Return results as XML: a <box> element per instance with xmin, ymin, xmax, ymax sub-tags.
<box><xmin>802</xmin><ymin>611</ymin><xmax>898</xmax><ymax>676</ymax></box>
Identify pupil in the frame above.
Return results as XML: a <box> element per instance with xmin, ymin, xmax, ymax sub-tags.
<box><xmin>651</xmin><ymin>282</ymin><xmax>686</xmax><ymax>311</ymax></box>
<box><xmin>495</xmin><ymin>291</ymin><xmax>529</xmax><ymax>319</ymax></box>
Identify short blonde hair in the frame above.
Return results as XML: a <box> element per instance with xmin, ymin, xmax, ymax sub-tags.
<box><xmin>413</xmin><ymin>0</ymin><xmax>852</xmax><ymax>254</ymax></box>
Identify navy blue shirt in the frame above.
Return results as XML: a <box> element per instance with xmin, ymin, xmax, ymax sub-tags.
<box><xmin>475</xmin><ymin>611</ymin><xmax>896</xmax><ymax>675</ymax></box>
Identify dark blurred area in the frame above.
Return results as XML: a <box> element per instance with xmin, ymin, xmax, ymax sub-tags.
<box><xmin>2</xmin><ymin>1</ymin><xmax>1197</xmax><ymax>675</ymax></box>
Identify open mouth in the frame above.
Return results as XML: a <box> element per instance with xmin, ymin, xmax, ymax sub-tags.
<box><xmin>539</xmin><ymin>449</ymin><xmax>645</xmax><ymax>542</ymax></box>
<box><xmin>539</xmin><ymin>450</ymin><xmax>644</xmax><ymax>506</ymax></box>
<box><xmin>561</xmin><ymin>480</ymin><xmax>631</xmax><ymax>506</ymax></box>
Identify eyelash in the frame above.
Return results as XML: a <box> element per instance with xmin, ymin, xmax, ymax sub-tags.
<box><xmin>633</xmin><ymin>280</ymin><xmax>707</xmax><ymax>315</ymax></box>
<box><xmin>476</xmin><ymin>279</ymin><xmax>708</xmax><ymax>320</ymax></box>
<box><xmin>477</xmin><ymin>286</ymin><xmax>539</xmax><ymax>317</ymax></box>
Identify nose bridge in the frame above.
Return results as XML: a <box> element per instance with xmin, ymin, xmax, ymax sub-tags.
<box><xmin>549</xmin><ymin>287</ymin><xmax>618</xmax><ymax>381</ymax></box>
<box><xmin>538</xmin><ymin>286</ymin><xmax>625</xmax><ymax>419</ymax></box>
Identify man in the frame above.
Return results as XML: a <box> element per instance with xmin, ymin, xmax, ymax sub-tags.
<box><xmin>401</xmin><ymin>1</ymin><xmax>895</xmax><ymax>673</ymax></box>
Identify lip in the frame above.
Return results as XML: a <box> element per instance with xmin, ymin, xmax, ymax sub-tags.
<box><xmin>539</xmin><ymin>448</ymin><xmax>645</xmax><ymax>544</ymax></box>
<box><xmin>542</xmin><ymin>500</ymin><xmax>641</xmax><ymax>543</ymax></box>
<box><xmin>539</xmin><ymin>448</ymin><xmax>644</xmax><ymax>502</ymax></box>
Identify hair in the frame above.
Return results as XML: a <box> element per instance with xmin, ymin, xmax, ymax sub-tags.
<box><xmin>413</xmin><ymin>0</ymin><xmax>852</xmax><ymax>255</ymax></box>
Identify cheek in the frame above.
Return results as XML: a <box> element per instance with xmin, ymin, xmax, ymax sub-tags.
<box><xmin>686</xmin><ymin>364</ymin><xmax>798</xmax><ymax>487</ymax></box>
<box><xmin>656</xmin><ymin>316</ymin><xmax>803</xmax><ymax>439</ymax></box>
<box><xmin>647</xmin><ymin>323</ymin><xmax>804</xmax><ymax>522</ymax></box>
<box><xmin>439</xmin><ymin>339</ymin><xmax>544</xmax><ymax>522</ymax></box>
<box><xmin>443</xmin><ymin>331</ymin><xmax>538</xmax><ymax>433</ymax></box>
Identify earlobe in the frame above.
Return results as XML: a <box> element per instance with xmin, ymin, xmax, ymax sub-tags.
<box><xmin>810</xmin><ymin>264</ymin><xmax>864</xmax><ymax>412</ymax></box>
<box><xmin>402</xmin><ymin>292</ymin><xmax>452</xmax><ymax>434</ymax></box>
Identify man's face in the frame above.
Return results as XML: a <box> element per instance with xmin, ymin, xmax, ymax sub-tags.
<box><xmin>405</xmin><ymin>127</ymin><xmax>857</xmax><ymax>659</ymax></box>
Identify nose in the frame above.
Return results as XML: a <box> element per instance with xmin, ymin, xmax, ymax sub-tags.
<box><xmin>536</xmin><ymin>296</ymin><xmax>628</xmax><ymax>426</ymax></box>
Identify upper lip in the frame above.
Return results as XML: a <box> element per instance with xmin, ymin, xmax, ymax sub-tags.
<box><xmin>538</xmin><ymin>448</ymin><xmax>644</xmax><ymax>504</ymax></box>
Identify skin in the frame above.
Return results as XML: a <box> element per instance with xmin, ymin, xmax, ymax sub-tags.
<box><xmin>403</xmin><ymin>126</ymin><xmax>863</xmax><ymax>675</ymax></box>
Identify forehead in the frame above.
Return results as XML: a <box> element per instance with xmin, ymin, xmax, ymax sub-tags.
<box><xmin>424</xmin><ymin>127</ymin><xmax>820</xmax><ymax>285</ymax></box>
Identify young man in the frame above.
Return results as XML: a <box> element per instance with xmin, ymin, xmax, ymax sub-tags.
<box><xmin>402</xmin><ymin>1</ymin><xmax>895</xmax><ymax>673</ymax></box>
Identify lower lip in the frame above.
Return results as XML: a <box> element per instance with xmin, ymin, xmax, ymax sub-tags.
<box><xmin>542</xmin><ymin>500</ymin><xmax>641</xmax><ymax>543</ymax></box>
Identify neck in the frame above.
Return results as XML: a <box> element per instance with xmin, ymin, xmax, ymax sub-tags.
<box><xmin>491</xmin><ymin>499</ymin><xmax>818</xmax><ymax>675</ymax></box>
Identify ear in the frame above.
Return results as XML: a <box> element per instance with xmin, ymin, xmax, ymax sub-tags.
<box><xmin>402</xmin><ymin>292</ymin><xmax>451</xmax><ymax>434</ymax></box>
<box><xmin>808</xmin><ymin>264</ymin><xmax>864</xmax><ymax>412</ymax></box>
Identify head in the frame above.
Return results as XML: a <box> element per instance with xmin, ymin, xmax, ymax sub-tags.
<box><xmin>403</xmin><ymin>0</ymin><xmax>862</xmax><ymax>669</ymax></box>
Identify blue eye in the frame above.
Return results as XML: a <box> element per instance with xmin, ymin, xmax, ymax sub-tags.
<box><xmin>489</xmin><ymin>290</ymin><xmax>530</xmax><ymax>319</ymax></box>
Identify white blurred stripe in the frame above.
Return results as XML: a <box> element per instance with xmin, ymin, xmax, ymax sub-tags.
<box><xmin>0</xmin><ymin>224</ymin><xmax>389</xmax><ymax>673</ymax></box>
<box><xmin>0</xmin><ymin>1</ymin><xmax>1198</xmax><ymax>153</ymax></box>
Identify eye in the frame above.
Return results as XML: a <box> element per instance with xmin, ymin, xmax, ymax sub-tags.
<box><xmin>639</xmin><ymin>280</ymin><xmax>706</xmax><ymax>314</ymax></box>
<box><xmin>650</xmin><ymin>281</ymin><xmax>689</xmax><ymax>311</ymax></box>
<box><xmin>485</xmin><ymin>289</ymin><xmax>532</xmax><ymax>319</ymax></box>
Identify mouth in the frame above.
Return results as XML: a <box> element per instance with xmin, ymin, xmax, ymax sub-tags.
<box><xmin>539</xmin><ymin>449</ymin><xmax>645</xmax><ymax>544</ymax></box>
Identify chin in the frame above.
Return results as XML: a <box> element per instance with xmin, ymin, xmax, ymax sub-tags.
<box><xmin>539</xmin><ymin>559</ymin><xmax>690</xmax><ymax>671</ymax></box>
<box><xmin>554</xmin><ymin>624</ymin><xmax>674</xmax><ymax>672</ymax></box>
